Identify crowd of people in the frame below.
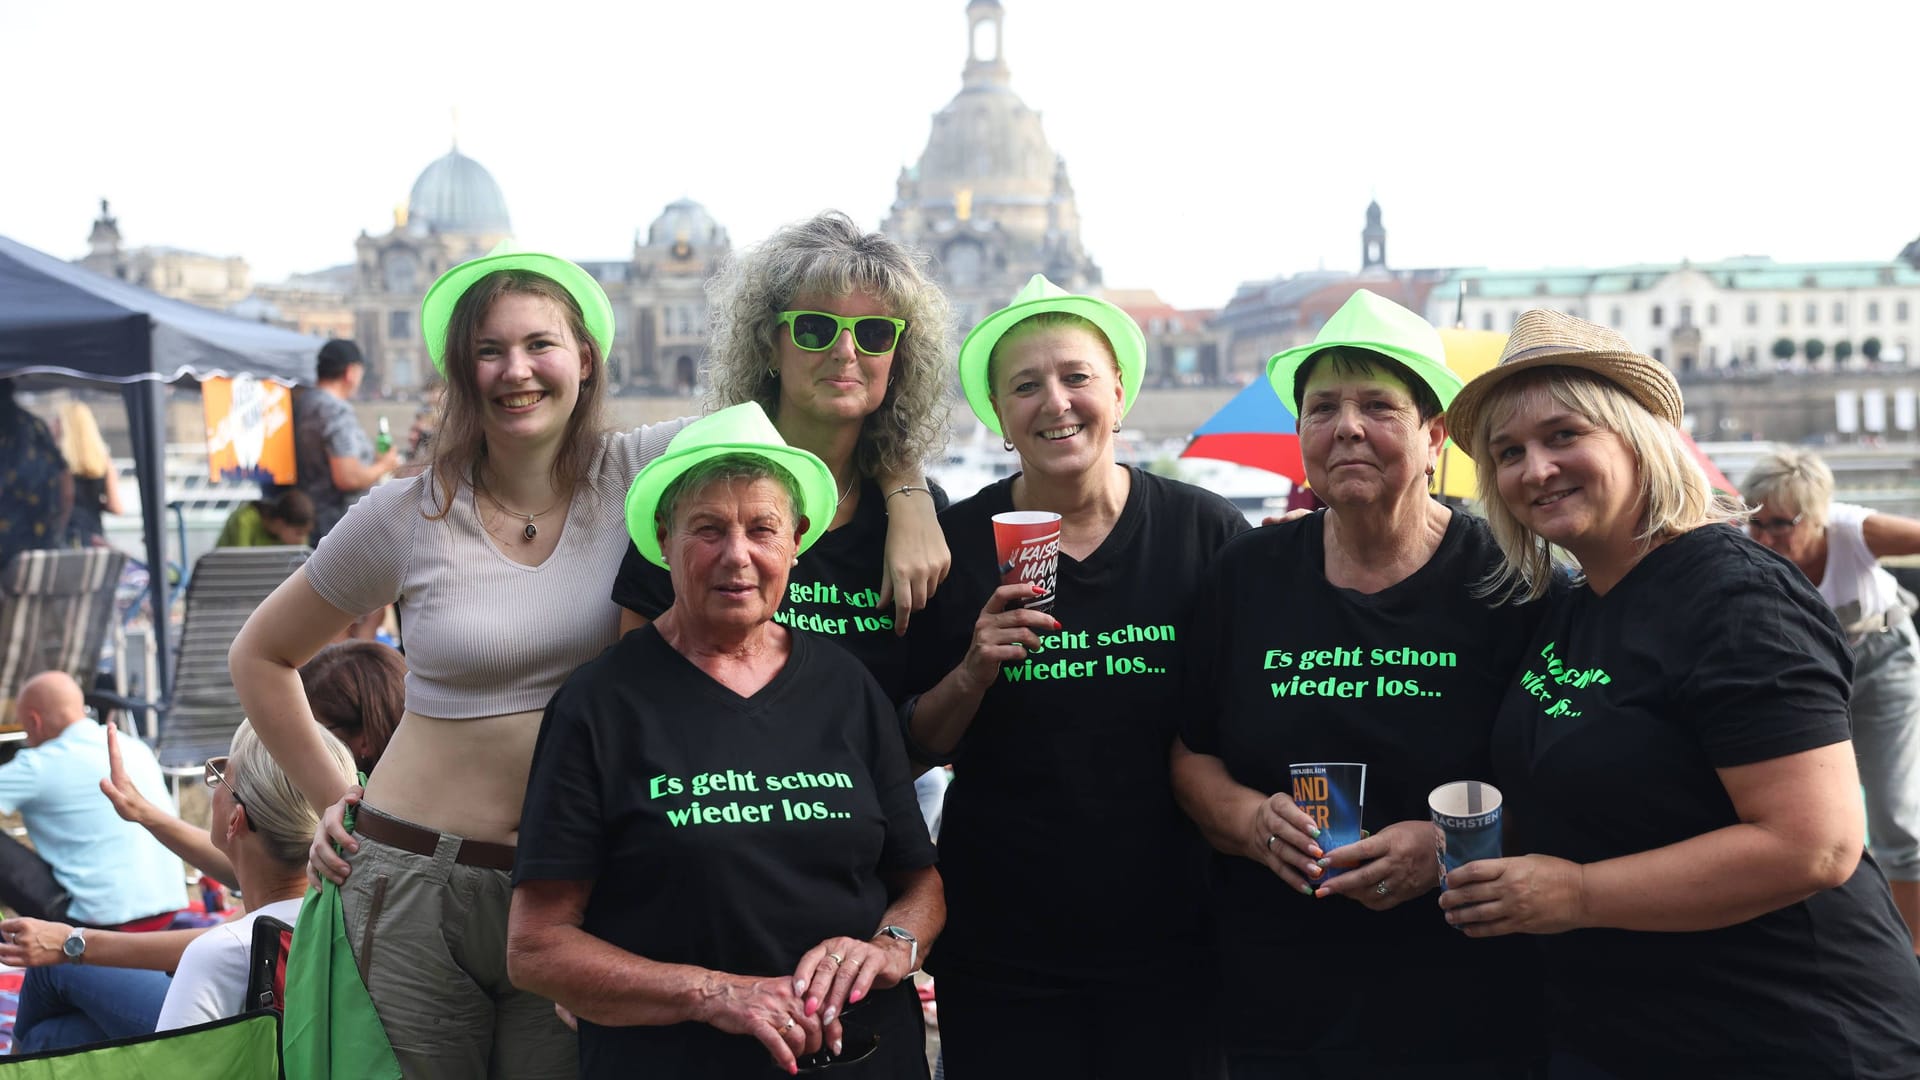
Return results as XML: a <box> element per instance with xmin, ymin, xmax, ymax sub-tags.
<box><xmin>2</xmin><ymin>210</ymin><xmax>1920</xmax><ymax>1079</ymax></box>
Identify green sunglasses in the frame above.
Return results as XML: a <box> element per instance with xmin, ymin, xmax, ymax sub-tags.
<box><xmin>778</xmin><ymin>310</ymin><xmax>907</xmax><ymax>356</ymax></box>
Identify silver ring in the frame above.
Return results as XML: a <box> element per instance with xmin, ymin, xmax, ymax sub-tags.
<box><xmin>1265</xmin><ymin>834</ymin><xmax>1277</xmax><ymax>851</ymax></box>
<box><xmin>1375</xmin><ymin>880</ymin><xmax>1391</xmax><ymax>896</ymax></box>
<box><xmin>826</xmin><ymin>953</ymin><xmax>843</xmax><ymax>966</ymax></box>
<box><xmin>781</xmin><ymin>1017</ymin><xmax>795</xmax><ymax>1032</ymax></box>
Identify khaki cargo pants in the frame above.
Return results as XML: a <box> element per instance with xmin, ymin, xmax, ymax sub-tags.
<box><xmin>342</xmin><ymin>818</ymin><xmax>575</xmax><ymax>1078</ymax></box>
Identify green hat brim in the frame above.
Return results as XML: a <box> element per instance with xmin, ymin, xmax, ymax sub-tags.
<box><xmin>623</xmin><ymin>440</ymin><xmax>837</xmax><ymax>570</ymax></box>
<box><xmin>957</xmin><ymin>295</ymin><xmax>1146</xmax><ymax>436</ymax></box>
<box><xmin>420</xmin><ymin>252</ymin><xmax>616</xmax><ymax>375</ymax></box>
<box><xmin>1266</xmin><ymin>339</ymin><xmax>1465</xmax><ymax>419</ymax></box>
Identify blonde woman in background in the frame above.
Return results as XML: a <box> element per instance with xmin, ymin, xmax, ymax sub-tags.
<box><xmin>53</xmin><ymin>401</ymin><xmax>122</xmax><ymax>547</ymax></box>
<box><xmin>1742</xmin><ymin>447</ymin><xmax>1920</xmax><ymax>954</ymax></box>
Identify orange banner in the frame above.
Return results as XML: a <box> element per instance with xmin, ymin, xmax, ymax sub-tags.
<box><xmin>202</xmin><ymin>375</ymin><xmax>295</xmax><ymax>484</ymax></box>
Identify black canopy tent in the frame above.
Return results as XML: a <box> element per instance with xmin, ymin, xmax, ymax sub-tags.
<box><xmin>0</xmin><ymin>234</ymin><xmax>321</xmax><ymax>692</ymax></box>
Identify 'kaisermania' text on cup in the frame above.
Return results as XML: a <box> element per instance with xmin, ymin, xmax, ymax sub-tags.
<box><xmin>992</xmin><ymin>510</ymin><xmax>1062</xmax><ymax>613</ymax></box>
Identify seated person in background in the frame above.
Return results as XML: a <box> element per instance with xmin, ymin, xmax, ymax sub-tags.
<box><xmin>1</xmin><ymin>644</ymin><xmax>396</xmax><ymax>991</ymax></box>
<box><xmin>0</xmin><ymin>672</ymin><xmax>185</xmax><ymax>929</ymax></box>
<box><xmin>215</xmin><ymin>489</ymin><xmax>315</xmax><ymax>548</ymax></box>
<box><xmin>2</xmin><ymin>721</ymin><xmax>356</xmax><ymax>1050</ymax></box>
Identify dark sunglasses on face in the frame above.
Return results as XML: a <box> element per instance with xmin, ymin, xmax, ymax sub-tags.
<box><xmin>778</xmin><ymin>310</ymin><xmax>906</xmax><ymax>356</ymax></box>
<box><xmin>1748</xmin><ymin>512</ymin><xmax>1805</xmax><ymax>535</ymax></box>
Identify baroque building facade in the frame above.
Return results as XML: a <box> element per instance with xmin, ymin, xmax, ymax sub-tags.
<box><xmin>881</xmin><ymin>0</ymin><xmax>1100</xmax><ymax>331</ymax></box>
<box><xmin>78</xmin><ymin>199</ymin><xmax>252</xmax><ymax>310</ymax></box>
<box><xmin>258</xmin><ymin>144</ymin><xmax>732</xmax><ymax>397</ymax></box>
<box><xmin>1429</xmin><ymin>257</ymin><xmax>1920</xmax><ymax>375</ymax></box>
<box><xmin>1213</xmin><ymin>200</ymin><xmax>1453</xmax><ymax>379</ymax></box>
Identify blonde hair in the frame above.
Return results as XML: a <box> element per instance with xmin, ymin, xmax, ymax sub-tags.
<box><xmin>703</xmin><ymin>211</ymin><xmax>953</xmax><ymax>478</ymax></box>
<box><xmin>228</xmin><ymin>719</ymin><xmax>354</xmax><ymax>866</ymax></box>
<box><xmin>1469</xmin><ymin>368</ymin><xmax>1746</xmax><ymax>602</ymax></box>
<box><xmin>57</xmin><ymin>402</ymin><xmax>111</xmax><ymax>480</ymax></box>
<box><xmin>1740</xmin><ymin>448</ymin><xmax>1834</xmax><ymax>529</ymax></box>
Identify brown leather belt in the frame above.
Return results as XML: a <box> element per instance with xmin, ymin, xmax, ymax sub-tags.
<box><xmin>356</xmin><ymin>806</ymin><xmax>517</xmax><ymax>872</ymax></box>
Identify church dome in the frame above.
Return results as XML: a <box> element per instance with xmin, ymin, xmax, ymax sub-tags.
<box><xmin>915</xmin><ymin>86</ymin><xmax>1056</xmax><ymax>201</ymax></box>
<box><xmin>647</xmin><ymin>198</ymin><xmax>728</xmax><ymax>249</ymax></box>
<box><xmin>407</xmin><ymin>147</ymin><xmax>511</xmax><ymax>235</ymax></box>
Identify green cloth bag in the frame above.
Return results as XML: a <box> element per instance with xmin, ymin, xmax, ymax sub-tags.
<box><xmin>282</xmin><ymin>797</ymin><xmax>402</xmax><ymax>1080</ymax></box>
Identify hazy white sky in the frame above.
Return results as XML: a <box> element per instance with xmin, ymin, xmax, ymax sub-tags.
<box><xmin>5</xmin><ymin>0</ymin><xmax>1916</xmax><ymax>309</ymax></box>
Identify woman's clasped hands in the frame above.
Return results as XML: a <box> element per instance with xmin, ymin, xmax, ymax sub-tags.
<box><xmin>1251</xmin><ymin>792</ymin><xmax>1441</xmax><ymax>909</ymax></box>
<box><xmin>704</xmin><ymin>972</ymin><xmax>828</xmax><ymax>1075</ymax></box>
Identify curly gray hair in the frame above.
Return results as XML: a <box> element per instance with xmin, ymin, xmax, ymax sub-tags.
<box><xmin>703</xmin><ymin>211</ymin><xmax>953</xmax><ymax>479</ymax></box>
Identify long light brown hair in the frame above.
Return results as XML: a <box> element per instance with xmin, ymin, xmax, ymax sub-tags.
<box><xmin>425</xmin><ymin>270</ymin><xmax>606</xmax><ymax>519</ymax></box>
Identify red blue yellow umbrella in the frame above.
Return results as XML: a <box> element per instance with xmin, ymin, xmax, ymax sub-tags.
<box><xmin>1181</xmin><ymin>379</ymin><xmax>1305</xmax><ymax>484</ymax></box>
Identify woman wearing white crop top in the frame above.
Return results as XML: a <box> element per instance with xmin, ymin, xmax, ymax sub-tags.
<box><xmin>1744</xmin><ymin>447</ymin><xmax>1920</xmax><ymax>956</ymax></box>
<box><xmin>229</xmin><ymin>249</ymin><xmax>949</xmax><ymax>1078</ymax></box>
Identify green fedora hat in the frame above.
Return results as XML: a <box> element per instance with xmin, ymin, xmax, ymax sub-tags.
<box><xmin>623</xmin><ymin>402</ymin><xmax>837</xmax><ymax>570</ymax></box>
<box><xmin>1266</xmin><ymin>289</ymin><xmax>1461</xmax><ymax>417</ymax></box>
<box><xmin>956</xmin><ymin>273</ymin><xmax>1146</xmax><ymax>436</ymax></box>
<box><xmin>419</xmin><ymin>241</ymin><xmax>616</xmax><ymax>375</ymax></box>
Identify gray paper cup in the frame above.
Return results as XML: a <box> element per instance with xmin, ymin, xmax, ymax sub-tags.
<box><xmin>1429</xmin><ymin>780</ymin><xmax>1503</xmax><ymax>888</ymax></box>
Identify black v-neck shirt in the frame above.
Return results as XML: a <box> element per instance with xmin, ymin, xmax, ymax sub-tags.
<box><xmin>517</xmin><ymin>626</ymin><xmax>936</xmax><ymax>1077</ymax></box>
<box><xmin>905</xmin><ymin>467</ymin><xmax>1248</xmax><ymax>981</ymax></box>
<box><xmin>1180</xmin><ymin>509</ymin><xmax>1549</xmax><ymax>1061</ymax></box>
<box><xmin>1490</xmin><ymin>524</ymin><xmax>1920</xmax><ymax>1076</ymax></box>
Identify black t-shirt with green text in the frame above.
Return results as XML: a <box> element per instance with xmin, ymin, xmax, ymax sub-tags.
<box><xmin>613</xmin><ymin>479</ymin><xmax>945</xmax><ymax>702</ymax></box>
<box><xmin>906</xmin><ymin>468</ymin><xmax>1247</xmax><ymax>982</ymax></box>
<box><xmin>515</xmin><ymin>627</ymin><xmax>937</xmax><ymax>1079</ymax></box>
<box><xmin>1180</xmin><ymin>509</ymin><xmax>1548</xmax><ymax>1064</ymax></box>
<box><xmin>1491</xmin><ymin>524</ymin><xmax>1920</xmax><ymax>1077</ymax></box>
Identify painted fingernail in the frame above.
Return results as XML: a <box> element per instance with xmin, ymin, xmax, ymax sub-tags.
<box><xmin>1306</xmin><ymin>826</ymin><xmax>1321</xmax><ymax>838</ymax></box>
<box><xmin>1306</xmin><ymin>864</ymin><xmax>1323</xmax><ymax>878</ymax></box>
<box><xmin>1052</xmin><ymin>619</ymin><xmax>1062</xmax><ymax>630</ymax></box>
<box><xmin>1032</xmin><ymin>584</ymin><xmax>1045</xmax><ymax>594</ymax></box>
<box><xmin>1315</xmin><ymin>856</ymin><xmax>1332</xmax><ymax>867</ymax></box>
<box><xmin>794</xmin><ymin>979</ymin><xmax>806</xmax><ymax>995</ymax></box>
<box><xmin>805</xmin><ymin>999</ymin><xmax>819</xmax><ymax>1017</ymax></box>
<box><xmin>823</xmin><ymin>1006</ymin><xmax>836</xmax><ymax>1024</ymax></box>
<box><xmin>1299</xmin><ymin>883</ymin><xmax>1313</xmax><ymax>895</ymax></box>
<box><xmin>1307</xmin><ymin>845</ymin><xmax>1324</xmax><ymax>859</ymax></box>
<box><xmin>850</xmin><ymin>989</ymin><xmax>864</xmax><ymax>1004</ymax></box>
<box><xmin>833</xmin><ymin>1040</ymin><xmax>843</xmax><ymax>1056</ymax></box>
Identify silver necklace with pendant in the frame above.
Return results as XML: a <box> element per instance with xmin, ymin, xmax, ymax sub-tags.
<box><xmin>482</xmin><ymin>485</ymin><xmax>562</xmax><ymax>541</ymax></box>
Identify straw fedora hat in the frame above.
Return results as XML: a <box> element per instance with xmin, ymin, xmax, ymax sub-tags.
<box><xmin>1447</xmin><ymin>308</ymin><xmax>1683</xmax><ymax>460</ymax></box>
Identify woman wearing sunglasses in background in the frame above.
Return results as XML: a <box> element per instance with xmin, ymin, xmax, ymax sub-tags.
<box><xmin>3</xmin><ymin>723</ymin><xmax>354</xmax><ymax>1051</ymax></box>
<box><xmin>1741</xmin><ymin>447</ymin><xmax>1920</xmax><ymax>955</ymax></box>
<box><xmin>612</xmin><ymin>210</ymin><xmax>954</xmax><ymax>706</ymax></box>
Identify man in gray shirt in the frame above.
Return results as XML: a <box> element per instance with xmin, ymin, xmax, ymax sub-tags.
<box><xmin>292</xmin><ymin>340</ymin><xmax>397</xmax><ymax>542</ymax></box>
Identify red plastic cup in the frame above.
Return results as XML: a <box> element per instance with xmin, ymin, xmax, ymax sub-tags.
<box><xmin>992</xmin><ymin>510</ymin><xmax>1062</xmax><ymax>613</ymax></box>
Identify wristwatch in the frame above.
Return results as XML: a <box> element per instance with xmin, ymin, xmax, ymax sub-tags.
<box><xmin>874</xmin><ymin>925</ymin><xmax>917</xmax><ymax>972</ymax></box>
<box><xmin>62</xmin><ymin>927</ymin><xmax>87</xmax><ymax>964</ymax></box>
